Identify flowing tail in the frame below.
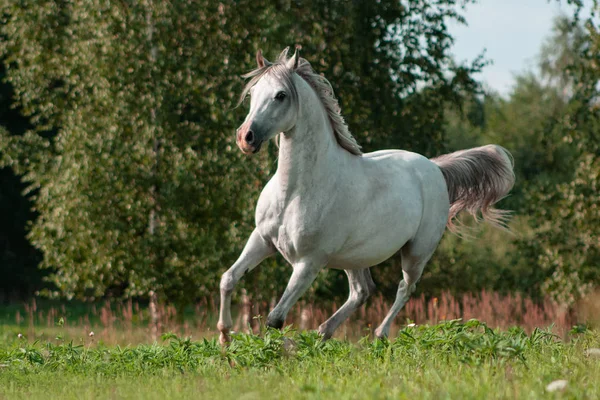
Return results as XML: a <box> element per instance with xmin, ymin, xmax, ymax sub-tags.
<box><xmin>431</xmin><ymin>144</ymin><xmax>515</xmax><ymax>232</ymax></box>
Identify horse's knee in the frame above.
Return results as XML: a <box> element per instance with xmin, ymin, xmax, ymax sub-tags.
<box><xmin>220</xmin><ymin>271</ymin><xmax>235</xmax><ymax>294</ymax></box>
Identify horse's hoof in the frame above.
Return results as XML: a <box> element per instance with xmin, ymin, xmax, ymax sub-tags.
<box><xmin>373</xmin><ymin>328</ymin><xmax>388</xmax><ymax>339</ymax></box>
<box><xmin>317</xmin><ymin>326</ymin><xmax>332</xmax><ymax>341</ymax></box>
<box><xmin>266</xmin><ymin>316</ymin><xmax>284</xmax><ymax>330</ymax></box>
<box><xmin>219</xmin><ymin>332</ymin><xmax>231</xmax><ymax>346</ymax></box>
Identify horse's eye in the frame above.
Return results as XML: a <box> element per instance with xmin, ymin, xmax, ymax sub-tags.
<box><xmin>275</xmin><ymin>91</ymin><xmax>286</xmax><ymax>101</ymax></box>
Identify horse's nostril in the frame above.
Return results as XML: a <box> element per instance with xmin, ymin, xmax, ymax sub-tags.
<box><xmin>245</xmin><ymin>130</ymin><xmax>255</xmax><ymax>145</ymax></box>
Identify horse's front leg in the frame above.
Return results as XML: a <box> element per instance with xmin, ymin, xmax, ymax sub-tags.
<box><xmin>218</xmin><ymin>229</ymin><xmax>275</xmax><ymax>345</ymax></box>
<box><xmin>266</xmin><ymin>260</ymin><xmax>322</xmax><ymax>329</ymax></box>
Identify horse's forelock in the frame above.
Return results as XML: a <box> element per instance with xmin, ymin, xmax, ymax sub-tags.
<box><xmin>238</xmin><ymin>62</ymin><xmax>298</xmax><ymax>108</ymax></box>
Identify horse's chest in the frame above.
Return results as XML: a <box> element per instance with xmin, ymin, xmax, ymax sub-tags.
<box><xmin>256</xmin><ymin>197</ymin><xmax>323</xmax><ymax>263</ymax></box>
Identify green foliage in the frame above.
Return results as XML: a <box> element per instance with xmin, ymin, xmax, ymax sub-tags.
<box><xmin>426</xmin><ymin>13</ymin><xmax>600</xmax><ymax>303</ymax></box>
<box><xmin>525</xmin><ymin>155</ymin><xmax>600</xmax><ymax>305</ymax></box>
<box><xmin>1</xmin><ymin>0</ymin><xmax>597</xmax><ymax>315</ymax></box>
<box><xmin>0</xmin><ymin>320</ymin><xmax>576</xmax><ymax>371</ymax></box>
<box><xmin>1</xmin><ymin>0</ymin><xmax>261</xmax><ymax>305</ymax></box>
<box><xmin>1</xmin><ymin>322</ymin><xmax>599</xmax><ymax>399</ymax></box>
<box><xmin>519</xmin><ymin>12</ymin><xmax>600</xmax><ymax>305</ymax></box>
<box><xmin>421</xmin><ymin>220</ymin><xmax>542</xmax><ymax>299</ymax></box>
<box><xmin>0</xmin><ymin>0</ymin><xmax>483</xmax><ymax>305</ymax></box>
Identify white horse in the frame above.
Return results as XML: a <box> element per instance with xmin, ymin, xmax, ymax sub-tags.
<box><xmin>217</xmin><ymin>48</ymin><xmax>514</xmax><ymax>343</ymax></box>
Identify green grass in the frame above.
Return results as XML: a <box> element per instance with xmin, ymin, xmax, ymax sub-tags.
<box><xmin>1</xmin><ymin>320</ymin><xmax>599</xmax><ymax>399</ymax></box>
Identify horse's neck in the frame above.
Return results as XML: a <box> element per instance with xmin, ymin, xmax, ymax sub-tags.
<box><xmin>276</xmin><ymin>105</ymin><xmax>342</xmax><ymax>198</ymax></box>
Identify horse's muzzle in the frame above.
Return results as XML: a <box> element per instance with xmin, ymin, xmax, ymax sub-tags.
<box><xmin>238</xmin><ymin>141</ymin><xmax>262</xmax><ymax>154</ymax></box>
<box><xmin>236</xmin><ymin>123</ymin><xmax>263</xmax><ymax>154</ymax></box>
<box><xmin>236</xmin><ymin>135</ymin><xmax>263</xmax><ymax>154</ymax></box>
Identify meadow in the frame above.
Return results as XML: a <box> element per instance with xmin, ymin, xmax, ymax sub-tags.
<box><xmin>1</xmin><ymin>296</ymin><xmax>599</xmax><ymax>399</ymax></box>
<box><xmin>1</xmin><ymin>1</ymin><xmax>598</xmax><ymax>399</ymax></box>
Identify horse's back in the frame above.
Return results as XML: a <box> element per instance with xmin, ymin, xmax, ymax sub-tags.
<box><xmin>363</xmin><ymin>149</ymin><xmax>417</xmax><ymax>160</ymax></box>
<box><xmin>364</xmin><ymin>147</ymin><xmax>450</xmax><ymax>220</ymax></box>
<box><xmin>361</xmin><ymin>149</ymin><xmax>446</xmax><ymax>190</ymax></box>
<box><xmin>363</xmin><ymin>149</ymin><xmax>433</xmax><ymax>168</ymax></box>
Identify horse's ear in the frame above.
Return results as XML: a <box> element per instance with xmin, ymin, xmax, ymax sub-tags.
<box><xmin>256</xmin><ymin>49</ymin><xmax>271</xmax><ymax>68</ymax></box>
<box><xmin>278</xmin><ymin>47</ymin><xmax>290</xmax><ymax>61</ymax></box>
<box><xmin>286</xmin><ymin>46</ymin><xmax>300</xmax><ymax>71</ymax></box>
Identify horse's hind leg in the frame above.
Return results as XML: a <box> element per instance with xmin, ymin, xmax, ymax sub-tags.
<box><xmin>374</xmin><ymin>241</ymin><xmax>436</xmax><ymax>338</ymax></box>
<box><xmin>318</xmin><ymin>268</ymin><xmax>376</xmax><ymax>340</ymax></box>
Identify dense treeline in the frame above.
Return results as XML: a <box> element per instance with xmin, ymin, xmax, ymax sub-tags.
<box><xmin>0</xmin><ymin>1</ymin><xmax>598</xmax><ymax>309</ymax></box>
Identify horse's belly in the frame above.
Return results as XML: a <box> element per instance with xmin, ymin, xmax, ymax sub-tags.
<box><xmin>327</xmin><ymin>249</ymin><xmax>399</xmax><ymax>270</ymax></box>
<box><xmin>327</xmin><ymin>243</ymin><xmax>403</xmax><ymax>270</ymax></box>
<box><xmin>326</xmin><ymin>222</ymin><xmax>415</xmax><ymax>269</ymax></box>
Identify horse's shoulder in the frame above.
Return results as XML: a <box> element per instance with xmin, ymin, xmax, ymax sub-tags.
<box><xmin>254</xmin><ymin>177</ymin><xmax>284</xmax><ymax>243</ymax></box>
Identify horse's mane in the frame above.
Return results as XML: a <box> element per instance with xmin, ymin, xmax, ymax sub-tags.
<box><xmin>239</xmin><ymin>50</ymin><xmax>362</xmax><ymax>156</ymax></box>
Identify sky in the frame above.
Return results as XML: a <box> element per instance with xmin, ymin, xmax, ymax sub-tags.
<box><xmin>448</xmin><ymin>0</ymin><xmax>593</xmax><ymax>97</ymax></box>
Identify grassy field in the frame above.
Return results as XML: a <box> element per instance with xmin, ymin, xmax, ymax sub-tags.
<box><xmin>1</xmin><ymin>319</ymin><xmax>599</xmax><ymax>399</ymax></box>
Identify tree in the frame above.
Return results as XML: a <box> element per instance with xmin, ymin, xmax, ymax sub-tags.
<box><xmin>420</xmin><ymin>12</ymin><xmax>599</xmax><ymax>302</ymax></box>
<box><xmin>1</xmin><ymin>0</ymin><xmax>267</xmax><ymax>307</ymax></box>
<box><xmin>522</xmin><ymin>9</ymin><xmax>600</xmax><ymax>305</ymax></box>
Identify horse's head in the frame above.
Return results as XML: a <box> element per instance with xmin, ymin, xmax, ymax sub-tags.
<box><xmin>236</xmin><ymin>47</ymin><xmax>301</xmax><ymax>154</ymax></box>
